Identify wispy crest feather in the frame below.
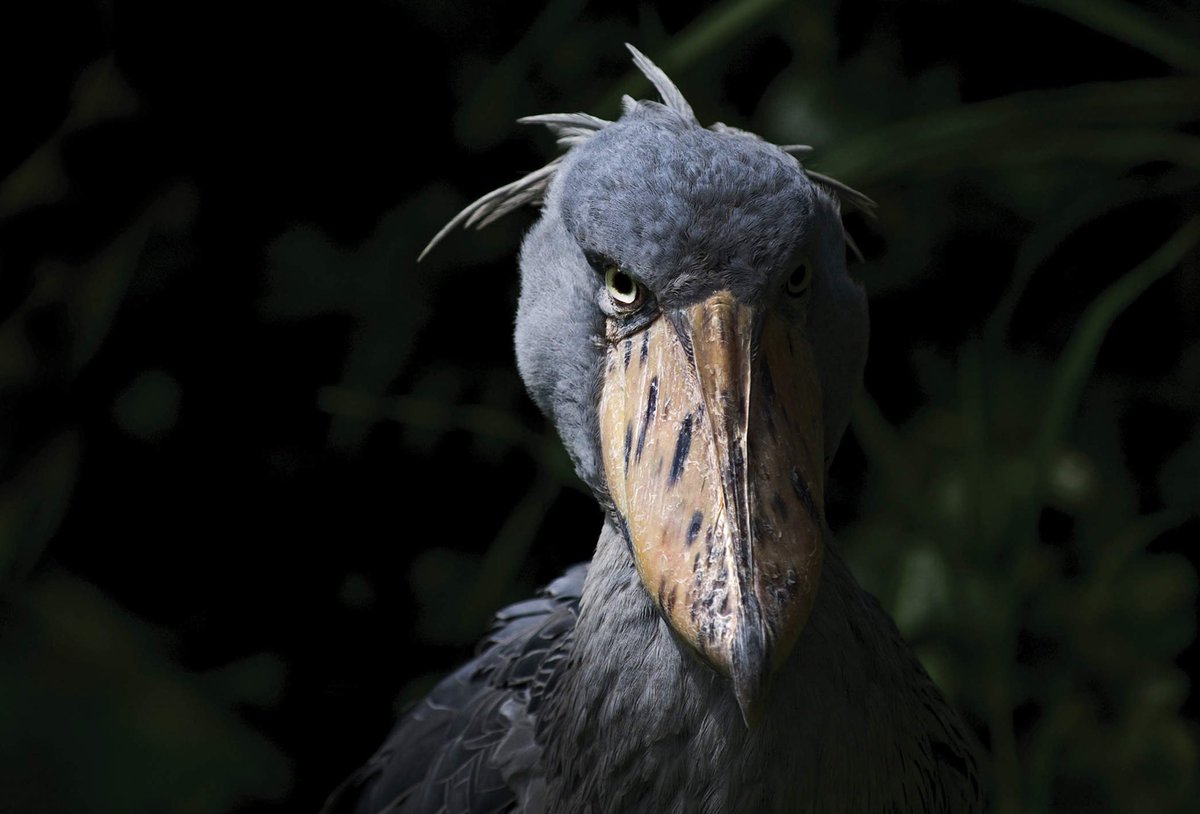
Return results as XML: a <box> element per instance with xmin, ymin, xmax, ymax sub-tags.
<box><xmin>625</xmin><ymin>44</ymin><xmax>697</xmax><ymax>123</ymax></box>
<box><xmin>419</xmin><ymin>45</ymin><xmax>874</xmax><ymax>261</ymax></box>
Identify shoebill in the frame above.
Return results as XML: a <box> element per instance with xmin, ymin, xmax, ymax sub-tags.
<box><xmin>325</xmin><ymin>46</ymin><xmax>984</xmax><ymax>814</ymax></box>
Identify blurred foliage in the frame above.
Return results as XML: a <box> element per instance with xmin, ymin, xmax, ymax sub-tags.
<box><xmin>0</xmin><ymin>575</ymin><xmax>289</xmax><ymax>813</ymax></box>
<box><xmin>2</xmin><ymin>0</ymin><xmax>1198</xmax><ymax>812</ymax></box>
<box><xmin>0</xmin><ymin>50</ymin><xmax>290</xmax><ymax>811</ymax></box>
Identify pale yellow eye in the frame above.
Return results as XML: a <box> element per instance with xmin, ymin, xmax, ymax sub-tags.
<box><xmin>786</xmin><ymin>264</ymin><xmax>811</xmax><ymax>297</ymax></box>
<box><xmin>605</xmin><ymin>265</ymin><xmax>641</xmax><ymax>307</ymax></box>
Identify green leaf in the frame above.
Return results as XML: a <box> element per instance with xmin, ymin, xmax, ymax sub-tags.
<box><xmin>1033</xmin><ymin>218</ymin><xmax>1200</xmax><ymax>486</ymax></box>
<box><xmin>1024</xmin><ymin>0</ymin><xmax>1200</xmax><ymax>73</ymax></box>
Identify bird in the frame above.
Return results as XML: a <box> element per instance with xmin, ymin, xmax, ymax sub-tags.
<box><xmin>324</xmin><ymin>46</ymin><xmax>984</xmax><ymax>814</ymax></box>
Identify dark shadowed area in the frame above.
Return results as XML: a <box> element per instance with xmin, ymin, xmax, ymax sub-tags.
<box><xmin>1</xmin><ymin>1</ymin><xmax>1198</xmax><ymax>812</ymax></box>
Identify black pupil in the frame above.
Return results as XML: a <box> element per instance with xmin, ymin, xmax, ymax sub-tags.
<box><xmin>789</xmin><ymin>265</ymin><xmax>808</xmax><ymax>290</ymax></box>
<box><xmin>612</xmin><ymin>272</ymin><xmax>634</xmax><ymax>295</ymax></box>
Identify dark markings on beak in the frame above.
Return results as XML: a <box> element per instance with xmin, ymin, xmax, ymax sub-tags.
<box><xmin>729</xmin><ymin>444</ymin><xmax>745</xmax><ymax>473</ymax></box>
<box><xmin>773</xmin><ymin>569</ymin><xmax>798</xmax><ymax>605</ymax></box>
<box><xmin>599</xmin><ymin>294</ymin><xmax>825</xmax><ymax>723</ymax></box>
<box><xmin>635</xmin><ymin>377</ymin><xmax>659</xmax><ymax>463</ymax></box>
<box><xmin>760</xmin><ymin>361</ymin><xmax>776</xmax><ymax>405</ymax></box>
<box><xmin>686</xmin><ymin>510</ymin><xmax>704</xmax><ymax>547</ymax></box>
<box><xmin>669</xmin><ymin>412</ymin><xmax>694</xmax><ymax>486</ymax></box>
<box><xmin>721</xmin><ymin>452</ymin><xmax>755</xmax><ymax>573</ymax></box>
<box><xmin>615</xmin><ymin>512</ymin><xmax>635</xmax><ymax>558</ymax></box>
<box><xmin>772</xmin><ymin>493</ymin><xmax>789</xmax><ymax>521</ymax></box>
<box><xmin>667</xmin><ymin>310</ymin><xmax>695</xmax><ymax>367</ymax></box>
<box><xmin>790</xmin><ymin>467</ymin><xmax>821</xmax><ymax>525</ymax></box>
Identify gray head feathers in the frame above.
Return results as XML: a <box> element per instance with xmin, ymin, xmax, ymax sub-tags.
<box><xmin>419</xmin><ymin>44</ymin><xmax>875</xmax><ymax>261</ymax></box>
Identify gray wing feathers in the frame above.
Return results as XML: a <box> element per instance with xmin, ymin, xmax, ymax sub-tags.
<box><xmin>322</xmin><ymin>565</ymin><xmax>587</xmax><ymax>814</ymax></box>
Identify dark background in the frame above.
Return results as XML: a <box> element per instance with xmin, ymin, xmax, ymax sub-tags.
<box><xmin>1</xmin><ymin>1</ymin><xmax>1197</xmax><ymax>812</ymax></box>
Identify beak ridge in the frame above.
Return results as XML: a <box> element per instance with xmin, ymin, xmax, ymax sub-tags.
<box><xmin>598</xmin><ymin>289</ymin><xmax>825</xmax><ymax>723</ymax></box>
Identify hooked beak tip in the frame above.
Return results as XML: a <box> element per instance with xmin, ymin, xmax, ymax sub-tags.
<box><xmin>730</xmin><ymin>615</ymin><xmax>770</xmax><ymax>728</ymax></box>
<box><xmin>596</xmin><ymin>289</ymin><xmax>826</xmax><ymax>721</ymax></box>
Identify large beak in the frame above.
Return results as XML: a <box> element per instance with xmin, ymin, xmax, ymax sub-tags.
<box><xmin>599</xmin><ymin>290</ymin><xmax>824</xmax><ymax>725</ymax></box>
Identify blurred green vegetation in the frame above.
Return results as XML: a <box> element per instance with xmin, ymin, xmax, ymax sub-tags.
<box><xmin>1</xmin><ymin>1</ymin><xmax>1197</xmax><ymax>812</ymax></box>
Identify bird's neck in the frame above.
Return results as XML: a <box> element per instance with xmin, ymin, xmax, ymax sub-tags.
<box><xmin>535</xmin><ymin>521</ymin><xmax>971</xmax><ymax>813</ymax></box>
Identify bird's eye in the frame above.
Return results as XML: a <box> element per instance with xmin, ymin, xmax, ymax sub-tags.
<box><xmin>786</xmin><ymin>264</ymin><xmax>811</xmax><ymax>297</ymax></box>
<box><xmin>605</xmin><ymin>265</ymin><xmax>642</xmax><ymax>307</ymax></box>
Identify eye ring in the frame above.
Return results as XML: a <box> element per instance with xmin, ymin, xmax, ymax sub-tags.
<box><xmin>786</xmin><ymin>263</ymin><xmax>811</xmax><ymax>297</ymax></box>
<box><xmin>605</xmin><ymin>264</ymin><xmax>642</xmax><ymax>308</ymax></box>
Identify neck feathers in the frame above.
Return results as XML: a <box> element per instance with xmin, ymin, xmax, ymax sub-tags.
<box><xmin>533</xmin><ymin>523</ymin><xmax>983</xmax><ymax>813</ymax></box>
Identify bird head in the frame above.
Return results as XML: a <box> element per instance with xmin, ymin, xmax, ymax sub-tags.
<box><xmin>425</xmin><ymin>46</ymin><xmax>870</xmax><ymax>725</ymax></box>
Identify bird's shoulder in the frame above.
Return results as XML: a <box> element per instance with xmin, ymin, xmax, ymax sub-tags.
<box><xmin>322</xmin><ymin>564</ymin><xmax>587</xmax><ymax>814</ymax></box>
<box><xmin>854</xmin><ymin>588</ymin><xmax>987</xmax><ymax>812</ymax></box>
